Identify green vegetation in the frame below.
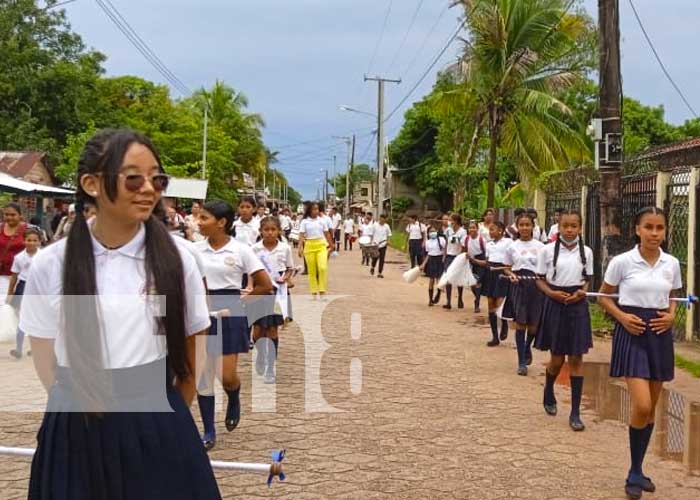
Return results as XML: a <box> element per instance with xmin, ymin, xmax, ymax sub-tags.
<box><xmin>675</xmin><ymin>354</ymin><xmax>700</xmax><ymax>378</ymax></box>
<box><xmin>0</xmin><ymin>0</ymin><xmax>296</xmax><ymax>202</ymax></box>
<box><xmin>388</xmin><ymin>230</ymin><xmax>408</xmax><ymax>253</ymax></box>
<box><xmin>589</xmin><ymin>303</ymin><xmax>614</xmax><ymax>333</ymax></box>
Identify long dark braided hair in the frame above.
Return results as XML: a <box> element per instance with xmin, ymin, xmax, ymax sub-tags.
<box><xmin>551</xmin><ymin>210</ymin><xmax>588</xmax><ymax>282</ymax></box>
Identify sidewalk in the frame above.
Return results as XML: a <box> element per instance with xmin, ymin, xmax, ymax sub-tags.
<box><xmin>0</xmin><ymin>246</ymin><xmax>698</xmax><ymax>499</ymax></box>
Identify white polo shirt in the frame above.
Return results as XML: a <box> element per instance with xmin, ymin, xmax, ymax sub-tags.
<box><xmin>425</xmin><ymin>236</ymin><xmax>446</xmax><ymax>257</ymax></box>
<box><xmin>279</xmin><ymin>215</ymin><xmax>292</xmax><ymax>231</ymax></box>
<box><xmin>232</xmin><ymin>217</ymin><xmax>260</xmax><ymax>246</ymax></box>
<box><xmin>547</xmin><ymin>224</ymin><xmax>559</xmax><ymax>242</ymax></box>
<box><xmin>330</xmin><ymin>213</ymin><xmax>342</xmax><ymax>230</ymax></box>
<box><xmin>360</xmin><ymin>221</ymin><xmax>375</xmax><ymax>237</ymax></box>
<box><xmin>478</xmin><ymin>222</ymin><xmax>493</xmax><ymax>242</ymax></box>
<box><xmin>406</xmin><ymin>222</ymin><xmax>425</xmax><ymax>240</ymax></box>
<box><xmin>504</xmin><ymin>239</ymin><xmax>544</xmax><ymax>272</ymax></box>
<box><xmin>604</xmin><ymin>246</ymin><xmax>682</xmax><ymax>309</ymax></box>
<box><xmin>20</xmin><ymin>224</ymin><xmax>210</xmax><ymax>368</ymax></box>
<box><xmin>464</xmin><ymin>234</ymin><xmax>487</xmax><ymax>257</ymax></box>
<box><xmin>536</xmin><ymin>241</ymin><xmax>594</xmax><ymax>287</ymax></box>
<box><xmin>11</xmin><ymin>249</ymin><xmax>39</xmax><ymax>282</ymax></box>
<box><xmin>252</xmin><ymin>240</ymin><xmax>294</xmax><ymax>276</ymax></box>
<box><xmin>195</xmin><ymin>237</ymin><xmax>264</xmax><ymax>290</ymax></box>
<box><xmin>485</xmin><ymin>238</ymin><xmax>512</xmax><ymax>264</ymax></box>
<box><xmin>171</xmin><ymin>234</ymin><xmax>205</xmax><ymax>278</ymax></box>
<box><xmin>371</xmin><ymin>223</ymin><xmax>392</xmax><ymax>248</ymax></box>
<box><xmin>446</xmin><ymin>227</ymin><xmax>467</xmax><ymax>256</ymax></box>
<box><xmin>299</xmin><ymin>217</ymin><xmax>328</xmax><ymax>240</ymax></box>
<box><xmin>343</xmin><ymin>218</ymin><xmax>355</xmax><ymax>233</ymax></box>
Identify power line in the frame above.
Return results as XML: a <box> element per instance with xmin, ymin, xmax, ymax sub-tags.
<box><xmin>384</xmin><ymin>20</ymin><xmax>465</xmax><ymax>123</ymax></box>
<box><xmin>366</xmin><ymin>0</ymin><xmax>394</xmax><ymax>75</ymax></box>
<box><xmin>400</xmin><ymin>4</ymin><xmax>448</xmax><ymax>79</ymax></box>
<box><xmin>387</xmin><ymin>0</ymin><xmax>425</xmax><ymax>73</ymax></box>
<box><xmin>94</xmin><ymin>0</ymin><xmax>191</xmax><ymax>96</ymax></box>
<box><xmin>627</xmin><ymin>0</ymin><xmax>698</xmax><ymax>118</ymax></box>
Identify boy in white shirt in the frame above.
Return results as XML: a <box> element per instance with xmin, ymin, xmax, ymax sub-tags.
<box><xmin>370</xmin><ymin>214</ymin><xmax>392</xmax><ymax>278</ymax></box>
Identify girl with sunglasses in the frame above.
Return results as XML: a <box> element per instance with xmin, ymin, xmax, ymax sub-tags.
<box><xmin>19</xmin><ymin>129</ymin><xmax>221</xmax><ymax>499</ymax></box>
<box><xmin>194</xmin><ymin>200</ymin><xmax>273</xmax><ymax>450</ymax></box>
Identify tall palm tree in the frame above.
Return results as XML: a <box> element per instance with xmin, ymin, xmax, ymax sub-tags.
<box><xmin>454</xmin><ymin>0</ymin><xmax>591</xmax><ymax>206</ymax></box>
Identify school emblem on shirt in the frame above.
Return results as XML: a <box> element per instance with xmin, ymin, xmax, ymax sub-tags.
<box><xmin>224</xmin><ymin>256</ymin><xmax>236</xmax><ymax>267</ymax></box>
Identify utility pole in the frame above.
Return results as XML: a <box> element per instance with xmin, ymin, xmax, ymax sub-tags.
<box><xmin>598</xmin><ymin>0</ymin><xmax>624</xmax><ymax>267</ymax></box>
<box><xmin>348</xmin><ymin>134</ymin><xmax>356</xmax><ymax>215</ymax></box>
<box><xmin>201</xmin><ymin>106</ymin><xmax>208</xmax><ymax>179</ymax></box>
<box><xmin>324</xmin><ymin>169</ymin><xmax>329</xmax><ymax>206</ymax></box>
<box><xmin>365</xmin><ymin>76</ymin><xmax>401</xmax><ymax>212</ymax></box>
<box><xmin>333</xmin><ymin>155</ymin><xmax>337</xmax><ymax>204</ymax></box>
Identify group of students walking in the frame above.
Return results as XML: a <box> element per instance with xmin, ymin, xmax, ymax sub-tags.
<box><xmin>413</xmin><ymin>204</ymin><xmax>681</xmax><ymax>499</ymax></box>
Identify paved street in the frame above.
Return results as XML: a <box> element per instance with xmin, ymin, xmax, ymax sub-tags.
<box><xmin>1</xmin><ymin>247</ymin><xmax>699</xmax><ymax>499</ymax></box>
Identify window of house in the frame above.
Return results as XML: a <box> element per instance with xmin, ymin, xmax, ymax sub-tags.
<box><xmin>361</xmin><ymin>188</ymin><xmax>368</xmax><ymax>196</ymax></box>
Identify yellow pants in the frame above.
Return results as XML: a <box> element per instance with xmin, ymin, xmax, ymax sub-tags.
<box><xmin>304</xmin><ymin>238</ymin><xmax>328</xmax><ymax>294</ymax></box>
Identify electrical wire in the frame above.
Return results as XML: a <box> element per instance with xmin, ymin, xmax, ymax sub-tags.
<box><xmin>386</xmin><ymin>0</ymin><xmax>425</xmax><ymax>73</ymax></box>
<box><xmin>94</xmin><ymin>0</ymin><xmax>191</xmax><ymax>96</ymax></box>
<box><xmin>400</xmin><ymin>4</ymin><xmax>449</xmax><ymax>80</ymax></box>
<box><xmin>384</xmin><ymin>20</ymin><xmax>465</xmax><ymax>123</ymax></box>
<box><xmin>366</xmin><ymin>0</ymin><xmax>394</xmax><ymax>76</ymax></box>
<box><xmin>627</xmin><ymin>0</ymin><xmax>698</xmax><ymax>118</ymax></box>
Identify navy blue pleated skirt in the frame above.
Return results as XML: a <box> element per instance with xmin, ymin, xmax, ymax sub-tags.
<box><xmin>425</xmin><ymin>255</ymin><xmax>444</xmax><ymax>279</ymax></box>
<box><xmin>29</xmin><ymin>359</ymin><xmax>221</xmax><ymax>500</ymax></box>
<box><xmin>484</xmin><ymin>263</ymin><xmax>510</xmax><ymax>298</ymax></box>
<box><xmin>208</xmin><ymin>289</ymin><xmax>250</xmax><ymax>355</ymax></box>
<box><xmin>9</xmin><ymin>278</ymin><xmax>25</xmax><ymax>309</ymax></box>
<box><xmin>470</xmin><ymin>253</ymin><xmax>487</xmax><ymax>284</ymax></box>
<box><xmin>610</xmin><ymin>306</ymin><xmax>674</xmax><ymax>382</ymax></box>
<box><xmin>504</xmin><ymin>270</ymin><xmax>544</xmax><ymax>325</ymax></box>
<box><xmin>535</xmin><ymin>284</ymin><xmax>592</xmax><ymax>355</ymax></box>
<box><xmin>252</xmin><ymin>292</ymin><xmax>285</xmax><ymax>328</ymax></box>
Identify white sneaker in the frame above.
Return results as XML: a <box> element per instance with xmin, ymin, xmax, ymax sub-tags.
<box><xmin>264</xmin><ymin>364</ymin><xmax>276</xmax><ymax>384</ymax></box>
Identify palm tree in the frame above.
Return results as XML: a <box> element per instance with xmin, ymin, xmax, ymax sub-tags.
<box><xmin>453</xmin><ymin>0</ymin><xmax>591</xmax><ymax>206</ymax></box>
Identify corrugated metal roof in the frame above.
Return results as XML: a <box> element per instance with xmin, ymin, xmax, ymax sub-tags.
<box><xmin>0</xmin><ymin>151</ymin><xmax>46</xmax><ymax>179</ymax></box>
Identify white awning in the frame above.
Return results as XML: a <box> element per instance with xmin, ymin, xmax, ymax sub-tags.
<box><xmin>0</xmin><ymin>173</ymin><xmax>74</xmax><ymax>196</ymax></box>
<box><xmin>164</xmin><ymin>177</ymin><xmax>208</xmax><ymax>200</ymax></box>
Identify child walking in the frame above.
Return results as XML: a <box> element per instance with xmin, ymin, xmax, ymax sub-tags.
<box><xmin>6</xmin><ymin>227</ymin><xmax>42</xmax><ymax>359</ymax></box>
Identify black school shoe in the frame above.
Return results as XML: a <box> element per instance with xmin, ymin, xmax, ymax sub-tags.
<box><xmin>627</xmin><ymin>472</ymin><xmax>656</xmax><ymax>493</ymax></box>
<box><xmin>569</xmin><ymin>415</ymin><xmax>585</xmax><ymax>431</ymax></box>
<box><xmin>624</xmin><ymin>481</ymin><xmax>642</xmax><ymax>500</ymax></box>
<box><xmin>486</xmin><ymin>339</ymin><xmax>500</xmax><ymax>347</ymax></box>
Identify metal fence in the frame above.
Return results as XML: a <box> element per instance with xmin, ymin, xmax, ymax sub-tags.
<box><xmin>585</xmin><ymin>183</ymin><xmax>603</xmax><ymax>291</ymax></box>
<box><xmin>665</xmin><ymin>169</ymin><xmax>691</xmax><ymax>339</ymax></box>
<box><xmin>619</xmin><ymin>172</ymin><xmax>657</xmax><ymax>250</ymax></box>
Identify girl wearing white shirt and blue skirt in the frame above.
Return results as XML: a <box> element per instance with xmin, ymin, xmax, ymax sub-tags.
<box><xmin>443</xmin><ymin>214</ymin><xmax>467</xmax><ymax>310</ymax></box>
<box><xmin>19</xmin><ymin>129</ymin><xmax>222</xmax><ymax>499</ymax></box>
<box><xmin>420</xmin><ymin>228</ymin><xmax>447</xmax><ymax>306</ymax></box>
<box><xmin>534</xmin><ymin>210</ymin><xmax>593</xmax><ymax>433</ymax></box>
<box><xmin>503</xmin><ymin>213</ymin><xmax>544</xmax><ymax>375</ymax></box>
<box><xmin>473</xmin><ymin>221</ymin><xmax>511</xmax><ymax>346</ymax></box>
<box><xmin>597</xmin><ymin>207</ymin><xmax>681</xmax><ymax>500</ymax></box>
<box><xmin>465</xmin><ymin>220</ymin><xmax>487</xmax><ymax>313</ymax></box>
<box><xmin>194</xmin><ymin>200</ymin><xmax>273</xmax><ymax>450</ymax></box>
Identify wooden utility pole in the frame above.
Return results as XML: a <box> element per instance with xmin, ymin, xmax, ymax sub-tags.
<box><xmin>598</xmin><ymin>0</ymin><xmax>625</xmax><ymax>267</ymax></box>
<box><xmin>347</xmin><ymin>134</ymin><xmax>356</xmax><ymax>215</ymax></box>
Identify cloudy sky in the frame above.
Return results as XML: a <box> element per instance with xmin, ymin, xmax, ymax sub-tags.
<box><xmin>60</xmin><ymin>0</ymin><xmax>700</xmax><ymax>198</ymax></box>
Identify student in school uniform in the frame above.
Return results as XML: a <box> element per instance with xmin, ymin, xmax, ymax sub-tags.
<box><xmin>547</xmin><ymin>207</ymin><xmax>563</xmax><ymax>242</ymax></box>
<box><xmin>443</xmin><ymin>214</ymin><xmax>467</xmax><ymax>309</ymax></box>
<box><xmin>597</xmin><ymin>207</ymin><xmax>681</xmax><ymax>500</ymax></box>
<box><xmin>19</xmin><ymin>129</ymin><xmax>222</xmax><ymax>499</ymax></box>
<box><xmin>298</xmin><ymin>201</ymin><xmax>334</xmax><ymax>298</ymax></box>
<box><xmin>194</xmin><ymin>200</ymin><xmax>273</xmax><ymax>450</ymax></box>
<box><xmin>505</xmin><ymin>208</ymin><xmax>524</xmax><ymax>239</ymax></box>
<box><xmin>527</xmin><ymin>208</ymin><xmax>548</xmax><ymax>243</ymax></box>
<box><xmin>6</xmin><ymin>227</ymin><xmax>41</xmax><ymax>359</ymax></box>
<box><xmin>534</xmin><ymin>209</ymin><xmax>593</xmax><ymax>433</ymax></box>
<box><xmin>370</xmin><ymin>214</ymin><xmax>392</xmax><ymax>278</ymax></box>
<box><xmin>329</xmin><ymin>207</ymin><xmax>342</xmax><ymax>252</ymax></box>
<box><xmin>465</xmin><ymin>220</ymin><xmax>487</xmax><ymax>313</ymax></box>
<box><xmin>503</xmin><ymin>213</ymin><xmax>545</xmax><ymax>375</ymax></box>
<box><xmin>478</xmin><ymin>208</ymin><xmax>495</xmax><ymax>242</ymax></box>
<box><xmin>232</xmin><ymin>197</ymin><xmax>261</xmax><ymax>246</ymax></box>
<box><xmin>472</xmin><ymin>221</ymin><xmax>512</xmax><ymax>346</ymax></box>
<box><xmin>343</xmin><ymin>214</ymin><xmax>355</xmax><ymax>251</ymax></box>
<box><xmin>419</xmin><ymin>226</ymin><xmax>447</xmax><ymax>306</ymax></box>
<box><xmin>359</xmin><ymin>213</ymin><xmax>375</xmax><ymax>266</ymax></box>
<box><xmin>252</xmin><ymin>216</ymin><xmax>295</xmax><ymax>384</ymax></box>
<box><xmin>406</xmin><ymin>214</ymin><xmax>425</xmax><ymax>269</ymax></box>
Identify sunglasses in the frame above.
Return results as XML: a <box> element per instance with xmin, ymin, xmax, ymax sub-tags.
<box><xmin>120</xmin><ymin>173</ymin><xmax>170</xmax><ymax>193</ymax></box>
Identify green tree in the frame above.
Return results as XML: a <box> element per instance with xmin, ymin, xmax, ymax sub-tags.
<box><xmin>454</xmin><ymin>0</ymin><xmax>592</xmax><ymax>206</ymax></box>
